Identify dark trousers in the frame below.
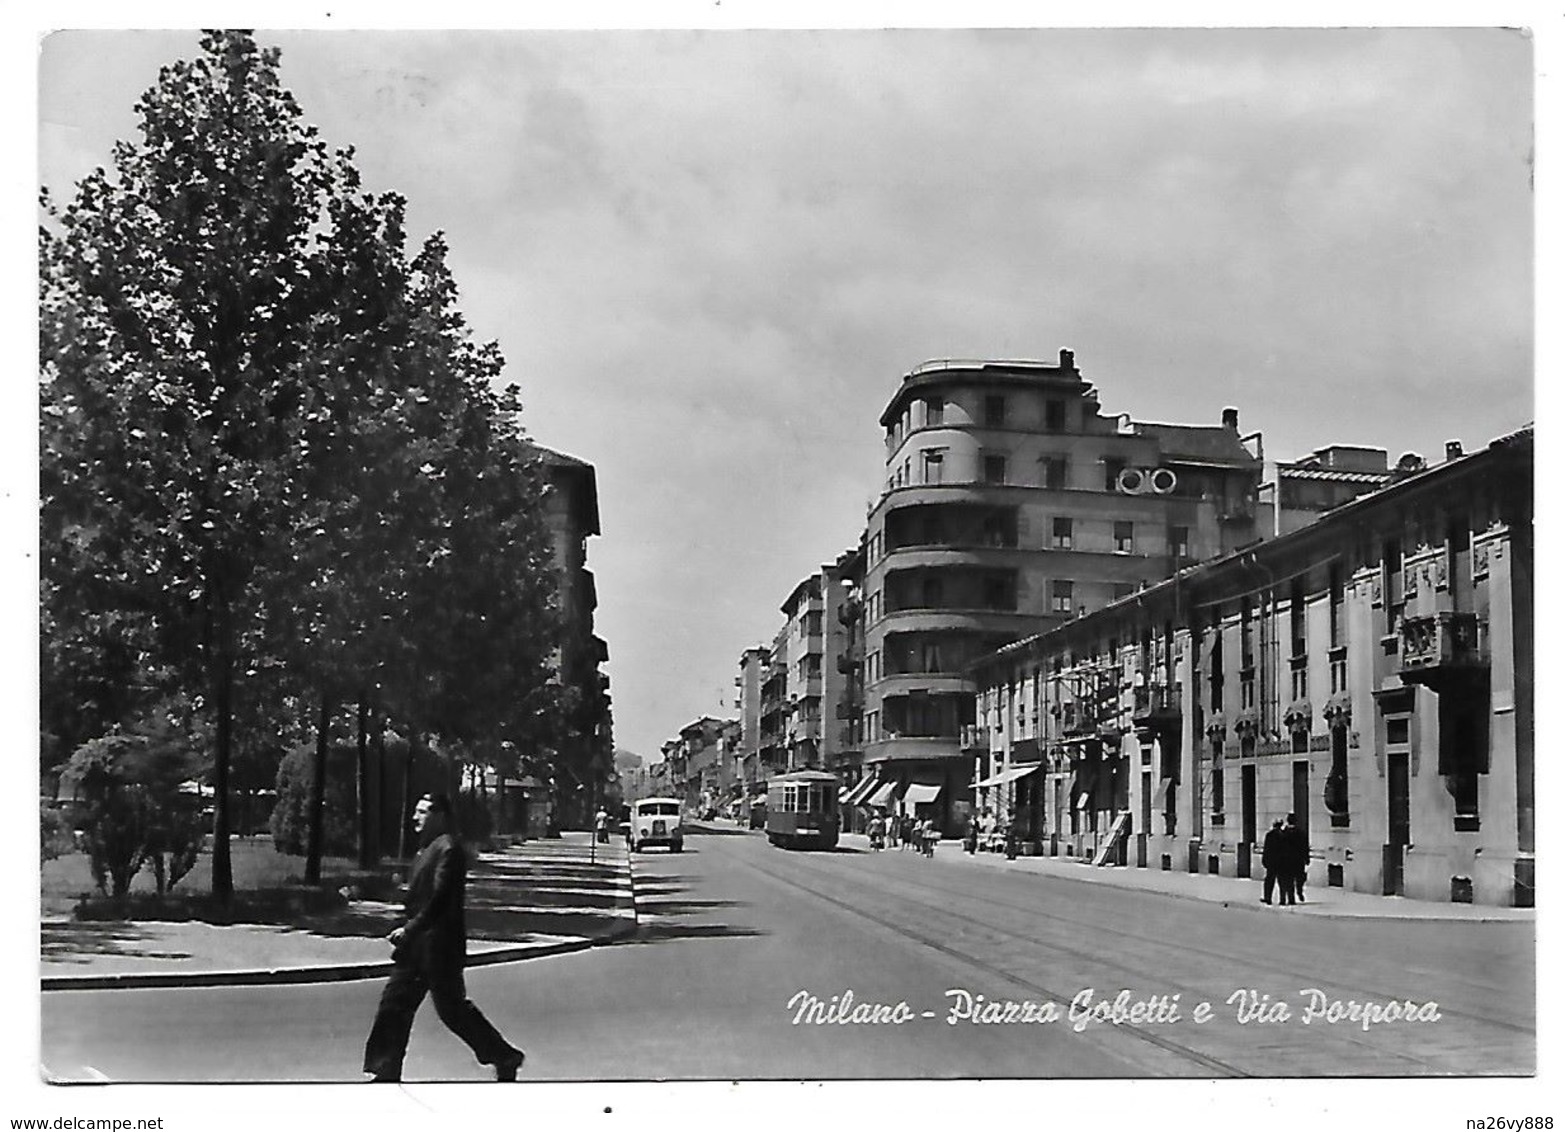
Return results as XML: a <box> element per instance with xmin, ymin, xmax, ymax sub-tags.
<box><xmin>1262</xmin><ymin>869</ymin><xmax>1277</xmax><ymax>903</ymax></box>
<box><xmin>363</xmin><ymin>956</ymin><xmax>518</xmax><ymax>1079</ymax></box>
<box><xmin>1278</xmin><ymin>870</ymin><xmax>1296</xmax><ymax>905</ymax></box>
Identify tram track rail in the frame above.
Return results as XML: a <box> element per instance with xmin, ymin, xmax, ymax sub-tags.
<box><xmin>723</xmin><ymin>842</ymin><xmax>1530</xmax><ymax>1077</ymax></box>
<box><xmin>783</xmin><ymin>848</ymin><xmax>1533</xmax><ymax>1036</ymax></box>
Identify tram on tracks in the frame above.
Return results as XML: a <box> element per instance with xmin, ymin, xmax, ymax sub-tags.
<box><xmin>765</xmin><ymin>769</ymin><xmax>840</xmax><ymax>850</ymax></box>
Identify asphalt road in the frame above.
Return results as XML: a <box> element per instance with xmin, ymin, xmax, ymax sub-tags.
<box><xmin>41</xmin><ymin>825</ymin><xmax>1533</xmax><ymax>1082</ymax></box>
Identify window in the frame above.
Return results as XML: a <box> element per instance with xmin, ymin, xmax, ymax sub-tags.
<box><xmin>982</xmin><ymin>576</ymin><xmax>1012</xmax><ymax>610</ymax></box>
<box><xmin>1114</xmin><ymin>521</ymin><xmax>1135</xmax><ymax>553</ymax></box>
<box><xmin>1209</xmin><ymin>621</ymin><xmax>1224</xmax><ymax>712</ymax></box>
<box><xmin>1383</xmin><ymin>538</ymin><xmax>1402</xmax><ymax>635</ymax></box>
<box><xmin>1050</xmin><ymin>579</ymin><xmax>1074</xmax><ymax>614</ymax></box>
<box><xmin>1326</xmin><ymin>726</ymin><xmax>1349</xmax><ymax>828</ymax></box>
<box><xmin>1041</xmin><ymin>456</ymin><xmax>1068</xmax><ymax>490</ymax></box>
<box><xmin>983</xmin><ymin>455</ymin><xmax>1007</xmax><ymax>484</ymax></box>
<box><xmin>1210</xmin><ymin>740</ymin><xmax>1225</xmax><ymax>819</ymax></box>
<box><xmin>922</xmin><ymin>449</ymin><xmax>944</xmax><ymax>484</ymax></box>
<box><xmin>1240</xmin><ymin>597</ymin><xmax>1254</xmax><ymax>666</ymax></box>
<box><xmin>1104</xmin><ymin>457</ymin><xmax>1126</xmax><ymax>491</ymax></box>
<box><xmin>924</xmin><ymin>396</ymin><xmax>944</xmax><ymax>427</ymax></box>
<box><xmin>921</xmin><ymin>577</ymin><xmax>944</xmax><ymax>608</ymax></box>
<box><xmin>1329</xmin><ymin>564</ymin><xmax>1344</xmax><ymax>647</ymax></box>
<box><xmin>1170</xmin><ymin>526</ymin><xmax>1190</xmax><ymax>559</ymax></box>
<box><xmin>1051</xmin><ymin>517</ymin><xmax>1074</xmax><ymax>549</ymax></box>
<box><xmin>1290</xmin><ymin>579</ymin><xmax>1306</xmax><ymax>657</ymax></box>
<box><xmin>1045</xmin><ymin>399</ymin><xmax>1066</xmax><ymax>432</ymax></box>
<box><xmin>984</xmin><ymin>395</ymin><xmax>1007</xmax><ymax>427</ymax></box>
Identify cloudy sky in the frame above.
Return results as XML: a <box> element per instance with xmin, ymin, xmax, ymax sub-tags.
<box><xmin>35</xmin><ymin>25</ymin><xmax>1535</xmax><ymax>762</ymax></box>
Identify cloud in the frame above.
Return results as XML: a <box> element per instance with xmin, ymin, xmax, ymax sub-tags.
<box><xmin>35</xmin><ymin>27</ymin><xmax>1533</xmax><ymax>758</ymax></box>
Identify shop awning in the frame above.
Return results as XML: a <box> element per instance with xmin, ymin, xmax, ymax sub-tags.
<box><xmin>838</xmin><ymin>786</ymin><xmax>851</xmax><ymax>802</ymax></box>
<box><xmin>865</xmin><ymin>781</ymin><xmax>898</xmax><ymax>808</ymax></box>
<box><xmin>846</xmin><ymin>775</ymin><xmax>881</xmax><ymax>807</ymax></box>
<box><xmin>903</xmin><ymin>783</ymin><xmax>942</xmax><ymax>806</ymax></box>
<box><xmin>974</xmin><ymin>764</ymin><xmax>1042</xmax><ymax>789</ymax></box>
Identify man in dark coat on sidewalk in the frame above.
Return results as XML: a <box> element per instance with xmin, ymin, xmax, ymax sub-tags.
<box><xmin>1283</xmin><ymin>812</ymin><xmax>1308</xmax><ymax>904</ymax></box>
<box><xmin>363</xmin><ymin>793</ymin><xmax>526</xmax><ymax>1082</ymax></box>
<box><xmin>1260</xmin><ymin>819</ymin><xmax>1285</xmax><ymax>904</ymax></box>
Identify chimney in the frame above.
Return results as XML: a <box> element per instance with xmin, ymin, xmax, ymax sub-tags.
<box><xmin>1059</xmin><ymin>347</ymin><xmax>1076</xmax><ymax>372</ymax></box>
<box><xmin>1222</xmin><ymin>407</ymin><xmax>1239</xmax><ymax>430</ymax></box>
<box><xmin>1445</xmin><ymin>440</ymin><xmax>1464</xmax><ymax>462</ymax></box>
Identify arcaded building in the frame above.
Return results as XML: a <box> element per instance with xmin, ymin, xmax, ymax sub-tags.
<box><xmin>858</xmin><ymin>351</ymin><xmax>1269</xmax><ymax>834</ymax></box>
<box><xmin>971</xmin><ymin>426</ymin><xmax>1532</xmax><ymax>906</ymax></box>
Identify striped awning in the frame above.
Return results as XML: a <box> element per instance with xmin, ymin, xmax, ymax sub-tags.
<box><xmin>846</xmin><ymin>775</ymin><xmax>881</xmax><ymax>807</ymax></box>
<box><xmin>974</xmin><ymin>764</ymin><xmax>1042</xmax><ymax>789</ymax></box>
<box><xmin>866</xmin><ymin>781</ymin><xmax>897</xmax><ymax>808</ymax></box>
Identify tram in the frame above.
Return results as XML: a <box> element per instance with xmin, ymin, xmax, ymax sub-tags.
<box><xmin>765</xmin><ymin>769</ymin><xmax>841</xmax><ymax>850</ymax></box>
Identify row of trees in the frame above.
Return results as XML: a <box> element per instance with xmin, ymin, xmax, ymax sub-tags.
<box><xmin>40</xmin><ymin>31</ymin><xmax>587</xmax><ymax>902</ymax></box>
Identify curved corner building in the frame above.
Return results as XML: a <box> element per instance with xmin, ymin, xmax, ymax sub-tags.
<box><xmin>860</xmin><ymin>350</ymin><xmax>1266</xmax><ymax>836</ymax></box>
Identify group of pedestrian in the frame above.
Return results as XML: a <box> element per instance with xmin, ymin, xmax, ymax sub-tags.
<box><xmin>1260</xmin><ymin>813</ymin><xmax>1309</xmax><ymax>906</ymax></box>
<box><xmin>868</xmin><ymin>811</ymin><xmax>941</xmax><ymax>856</ymax></box>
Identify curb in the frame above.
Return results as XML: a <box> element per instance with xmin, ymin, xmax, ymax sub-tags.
<box><xmin>43</xmin><ymin>842</ymin><xmax>642</xmax><ymax>993</ymax></box>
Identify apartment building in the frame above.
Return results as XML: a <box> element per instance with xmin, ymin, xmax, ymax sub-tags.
<box><xmin>734</xmin><ymin>645</ymin><xmax>770</xmax><ymax>805</ymax></box>
<box><xmin>970</xmin><ymin>426</ymin><xmax>1532</xmax><ymax>906</ymax></box>
<box><xmin>858</xmin><ymin>351</ymin><xmax>1268</xmax><ymax>835</ymax></box>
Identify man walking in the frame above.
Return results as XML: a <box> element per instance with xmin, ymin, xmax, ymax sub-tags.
<box><xmin>363</xmin><ymin>793</ymin><xmax>526</xmax><ymax>1083</ymax></box>
<box><xmin>1260</xmin><ymin>819</ymin><xmax>1284</xmax><ymax>904</ymax></box>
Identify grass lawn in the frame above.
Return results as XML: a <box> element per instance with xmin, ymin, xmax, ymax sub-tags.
<box><xmin>40</xmin><ymin>837</ymin><xmax>369</xmax><ymax>919</ymax></box>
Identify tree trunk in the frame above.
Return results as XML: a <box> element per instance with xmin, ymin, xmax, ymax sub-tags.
<box><xmin>210</xmin><ymin>576</ymin><xmax>235</xmax><ymax>905</ymax></box>
<box><xmin>305</xmin><ymin>692</ymin><xmax>331</xmax><ymax>884</ymax></box>
<box><xmin>356</xmin><ymin>694</ymin><xmax>373</xmax><ymax>869</ymax></box>
<box><xmin>370</xmin><ymin>707</ymin><xmax>386</xmax><ymax>865</ymax></box>
<box><xmin>400</xmin><ymin>733</ymin><xmax>417</xmax><ymax>860</ymax></box>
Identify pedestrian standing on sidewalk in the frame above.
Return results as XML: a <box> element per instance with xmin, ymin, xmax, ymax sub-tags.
<box><xmin>921</xmin><ymin>817</ymin><xmax>938</xmax><ymax>858</ymax></box>
<box><xmin>1285</xmin><ymin>813</ymin><xmax>1308</xmax><ymax>903</ymax></box>
<box><xmin>1274</xmin><ymin>813</ymin><xmax>1302</xmax><ymax>907</ymax></box>
<box><xmin>363</xmin><ymin>793</ymin><xmax>526</xmax><ymax>1083</ymax></box>
<box><xmin>1260</xmin><ymin>819</ymin><xmax>1284</xmax><ymax>904</ymax></box>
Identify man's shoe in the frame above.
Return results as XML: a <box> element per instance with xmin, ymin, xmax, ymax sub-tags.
<box><xmin>494</xmin><ymin>1051</ymin><xmax>526</xmax><ymax>1082</ymax></box>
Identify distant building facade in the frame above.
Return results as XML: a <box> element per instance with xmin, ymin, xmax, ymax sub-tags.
<box><xmin>971</xmin><ymin>427</ymin><xmax>1532</xmax><ymax>906</ymax></box>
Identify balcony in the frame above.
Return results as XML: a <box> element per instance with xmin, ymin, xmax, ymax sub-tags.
<box><xmin>1131</xmin><ymin>682</ymin><xmax>1181</xmax><ymax>729</ymax></box>
<box><xmin>1398</xmin><ymin>612</ymin><xmax>1486</xmax><ymax>690</ymax></box>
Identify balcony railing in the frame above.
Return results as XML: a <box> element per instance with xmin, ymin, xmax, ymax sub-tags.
<box><xmin>1398</xmin><ymin>612</ymin><xmax>1485</xmax><ymax>689</ymax></box>
<box><xmin>1131</xmin><ymin>682</ymin><xmax>1181</xmax><ymax>728</ymax></box>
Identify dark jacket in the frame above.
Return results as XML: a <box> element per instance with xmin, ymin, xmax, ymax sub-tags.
<box><xmin>1280</xmin><ymin>823</ymin><xmax>1308</xmax><ymax>875</ymax></box>
<box><xmin>1261</xmin><ymin>826</ymin><xmax>1283</xmax><ymax>871</ymax></box>
<box><xmin>399</xmin><ymin>832</ymin><xmax>469</xmax><ymax>969</ymax></box>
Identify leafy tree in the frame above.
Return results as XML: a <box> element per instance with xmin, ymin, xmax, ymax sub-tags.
<box><xmin>63</xmin><ymin>705</ymin><xmax>208</xmax><ymax>897</ymax></box>
<box><xmin>41</xmin><ymin>31</ymin><xmax>340</xmax><ymax>902</ymax></box>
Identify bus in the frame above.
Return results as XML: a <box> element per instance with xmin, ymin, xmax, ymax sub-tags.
<box><xmin>765</xmin><ymin>770</ymin><xmax>840</xmax><ymax>850</ymax></box>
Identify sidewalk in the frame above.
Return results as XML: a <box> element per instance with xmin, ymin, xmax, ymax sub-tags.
<box><xmin>837</xmin><ymin>831</ymin><xmax>1534</xmax><ymax>922</ymax></box>
<box><xmin>41</xmin><ymin>833</ymin><xmax>637</xmax><ymax>991</ymax></box>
